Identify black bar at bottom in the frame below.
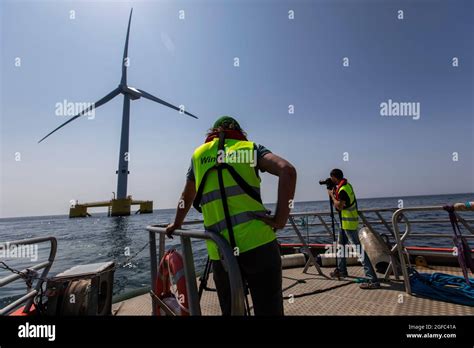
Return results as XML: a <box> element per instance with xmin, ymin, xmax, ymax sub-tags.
<box><xmin>0</xmin><ymin>316</ymin><xmax>472</xmax><ymax>346</ymax></box>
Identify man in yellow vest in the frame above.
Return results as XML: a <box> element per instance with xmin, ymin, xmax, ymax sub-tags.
<box><xmin>166</xmin><ymin>116</ymin><xmax>297</xmax><ymax>315</ymax></box>
<box><xmin>327</xmin><ymin>169</ymin><xmax>380</xmax><ymax>289</ymax></box>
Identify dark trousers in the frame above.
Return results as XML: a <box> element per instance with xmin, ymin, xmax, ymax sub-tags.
<box><xmin>212</xmin><ymin>239</ymin><xmax>284</xmax><ymax>316</ymax></box>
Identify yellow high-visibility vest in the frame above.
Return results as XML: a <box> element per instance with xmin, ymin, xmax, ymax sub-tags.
<box><xmin>192</xmin><ymin>137</ymin><xmax>275</xmax><ymax>260</ymax></box>
<box><xmin>337</xmin><ymin>182</ymin><xmax>359</xmax><ymax>230</ymax></box>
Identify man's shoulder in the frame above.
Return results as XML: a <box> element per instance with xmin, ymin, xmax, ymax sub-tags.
<box><xmin>193</xmin><ymin>140</ymin><xmax>217</xmax><ymax>157</ymax></box>
<box><xmin>253</xmin><ymin>143</ymin><xmax>271</xmax><ymax>158</ymax></box>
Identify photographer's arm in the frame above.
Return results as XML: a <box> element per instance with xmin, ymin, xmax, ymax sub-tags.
<box><xmin>328</xmin><ymin>190</ymin><xmax>346</xmax><ymax>210</ymax></box>
<box><xmin>454</xmin><ymin>202</ymin><xmax>474</xmax><ymax>211</ymax></box>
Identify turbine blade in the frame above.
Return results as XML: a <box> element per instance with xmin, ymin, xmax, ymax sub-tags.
<box><xmin>137</xmin><ymin>89</ymin><xmax>198</xmax><ymax>119</ymax></box>
<box><xmin>38</xmin><ymin>88</ymin><xmax>121</xmax><ymax>143</ymax></box>
<box><xmin>121</xmin><ymin>8</ymin><xmax>133</xmax><ymax>85</ymax></box>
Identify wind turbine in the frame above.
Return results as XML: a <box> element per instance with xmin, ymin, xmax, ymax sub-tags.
<box><xmin>39</xmin><ymin>8</ymin><xmax>197</xmax><ymax>211</ymax></box>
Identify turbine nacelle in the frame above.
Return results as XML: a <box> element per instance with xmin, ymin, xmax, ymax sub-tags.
<box><xmin>121</xmin><ymin>85</ymin><xmax>142</xmax><ymax>100</ymax></box>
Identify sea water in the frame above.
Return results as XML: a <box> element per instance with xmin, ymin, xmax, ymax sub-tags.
<box><xmin>0</xmin><ymin>193</ymin><xmax>472</xmax><ymax>307</ymax></box>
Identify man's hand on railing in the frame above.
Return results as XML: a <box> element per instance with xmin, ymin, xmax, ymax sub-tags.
<box><xmin>165</xmin><ymin>223</ymin><xmax>181</xmax><ymax>239</ymax></box>
<box><xmin>454</xmin><ymin>202</ymin><xmax>474</xmax><ymax>211</ymax></box>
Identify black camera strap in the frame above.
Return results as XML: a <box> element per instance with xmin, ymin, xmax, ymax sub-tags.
<box><xmin>216</xmin><ymin>131</ymin><xmax>237</xmax><ymax>249</ymax></box>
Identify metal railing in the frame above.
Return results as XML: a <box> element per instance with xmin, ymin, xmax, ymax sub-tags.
<box><xmin>1</xmin><ymin>205</ymin><xmax>469</xmax><ymax>315</ymax></box>
<box><xmin>0</xmin><ymin>236</ymin><xmax>57</xmax><ymax>315</ymax></box>
<box><xmin>147</xmin><ymin>205</ymin><xmax>474</xmax><ymax>314</ymax></box>
<box><xmin>287</xmin><ymin>207</ymin><xmax>474</xmax><ymax>242</ymax></box>
<box><xmin>392</xmin><ymin>205</ymin><xmax>474</xmax><ymax>294</ymax></box>
<box><xmin>146</xmin><ymin>211</ymin><xmax>333</xmax><ymax>316</ymax></box>
<box><xmin>286</xmin><ymin>207</ymin><xmax>474</xmax><ymax>281</ymax></box>
<box><xmin>146</xmin><ymin>208</ymin><xmax>334</xmax><ymax>316</ymax></box>
<box><xmin>146</xmin><ymin>223</ymin><xmax>246</xmax><ymax>316</ymax></box>
<box><xmin>287</xmin><ymin>208</ymin><xmax>408</xmax><ymax>276</ymax></box>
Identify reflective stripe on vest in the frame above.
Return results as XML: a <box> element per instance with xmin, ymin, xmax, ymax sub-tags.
<box><xmin>200</xmin><ymin>185</ymin><xmax>261</xmax><ymax>205</ymax></box>
<box><xmin>205</xmin><ymin>210</ymin><xmax>267</xmax><ymax>234</ymax></box>
<box><xmin>338</xmin><ymin>183</ymin><xmax>359</xmax><ymax>230</ymax></box>
<box><xmin>345</xmin><ymin>204</ymin><xmax>357</xmax><ymax>212</ymax></box>
<box><xmin>341</xmin><ymin>217</ymin><xmax>358</xmax><ymax>221</ymax></box>
<box><xmin>192</xmin><ymin>138</ymin><xmax>276</xmax><ymax>260</ymax></box>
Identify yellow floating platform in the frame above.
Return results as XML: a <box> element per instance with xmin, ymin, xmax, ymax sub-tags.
<box><xmin>69</xmin><ymin>197</ymin><xmax>153</xmax><ymax>218</ymax></box>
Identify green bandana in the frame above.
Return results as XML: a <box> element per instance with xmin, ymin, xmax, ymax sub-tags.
<box><xmin>212</xmin><ymin>116</ymin><xmax>241</xmax><ymax>131</ymax></box>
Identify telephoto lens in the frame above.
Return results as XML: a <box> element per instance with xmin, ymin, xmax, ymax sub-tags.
<box><xmin>319</xmin><ymin>178</ymin><xmax>334</xmax><ymax>190</ymax></box>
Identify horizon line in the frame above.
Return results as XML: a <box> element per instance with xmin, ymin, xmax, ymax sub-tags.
<box><xmin>1</xmin><ymin>191</ymin><xmax>472</xmax><ymax>220</ymax></box>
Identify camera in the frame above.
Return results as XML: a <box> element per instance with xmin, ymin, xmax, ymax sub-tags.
<box><xmin>319</xmin><ymin>178</ymin><xmax>335</xmax><ymax>190</ymax></box>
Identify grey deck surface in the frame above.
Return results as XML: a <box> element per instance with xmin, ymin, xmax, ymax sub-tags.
<box><xmin>112</xmin><ymin>265</ymin><xmax>474</xmax><ymax>316</ymax></box>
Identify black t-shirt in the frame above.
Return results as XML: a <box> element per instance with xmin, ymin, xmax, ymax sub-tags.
<box><xmin>337</xmin><ymin>190</ymin><xmax>350</xmax><ymax>208</ymax></box>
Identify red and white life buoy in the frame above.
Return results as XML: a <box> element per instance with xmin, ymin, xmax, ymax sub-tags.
<box><xmin>154</xmin><ymin>249</ymin><xmax>189</xmax><ymax>316</ymax></box>
<box><xmin>9</xmin><ymin>304</ymin><xmax>37</xmax><ymax>316</ymax></box>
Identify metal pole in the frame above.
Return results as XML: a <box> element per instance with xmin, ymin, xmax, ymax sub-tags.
<box><xmin>198</xmin><ymin>257</ymin><xmax>211</xmax><ymax>299</ymax></box>
<box><xmin>329</xmin><ymin>196</ymin><xmax>339</xmax><ymax>272</ymax></box>
<box><xmin>289</xmin><ymin>216</ymin><xmax>328</xmax><ymax>278</ymax></box>
<box><xmin>116</xmin><ymin>94</ymin><xmax>130</xmax><ymax>199</ymax></box>
<box><xmin>180</xmin><ymin>236</ymin><xmax>201</xmax><ymax>315</ymax></box>
<box><xmin>456</xmin><ymin>213</ymin><xmax>474</xmax><ymax>235</ymax></box>
<box><xmin>204</xmin><ymin>231</ymin><xmax>245</xmax><ymax>315</ymax></box>
<box><xmin>392</xmin><ymin>209</ymin><xmax>412</xmax><ymax>294</ymax></box>
<box><xmin>315</xmin><ymin>214</ymin><xmax>334</xmax><ymax>237</ymax></box>
<box><xmin>149</xmin><ymin>230</ymin><xmax>158</xmax><ymax>315</ymax></box>
<box><xmin>0</xmin><ymin>237</ymin><xmax>57</xmax><ymax>315</ymax></box>
<box><xmin>159</xmin><ymin>233</ymin><xmax>166</xmax><ymax>262</ymax></box>
<box><xmin>141</xmin><ymin>224</ymin><xmax>254</xmax><ymax>315</ymax></box>
<box><xmin>375</xmin><ymin>211</ymin><xmax>395</xmax><ymax>238</ymax></box>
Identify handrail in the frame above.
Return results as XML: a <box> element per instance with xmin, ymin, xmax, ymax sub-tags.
<box><xmin>146</xmin><ymin>211</ymin><xmax>331</xmax><ymax>316</ymax></box>
<box><xmin>0</xmin><ymin>236</ymin><xmax>57</xmax><ymax>315</ymax></box>
<box><xmin>162</xmin><ymin>211</ymin><xmax>474</xmax><ymax>244</ymax></box>
<box><xmin>147</xmin><ymin>205</ymin><xmax>474</xmax><ymax>310</ymax></box>
<box><xmin>392</xmin><ymin>205</ymin><xmax>474</xmax><ymax>294</ymax></box>
<box><xmin>146</xmin><ymin>224</ymin><xmax>246</xmax><ymax>316</ymax></box>
<box><xmin>284</xmin><ymin>208</ymin><xmax>474</xmax><ymax>243</ymax></box>
<box><xmin>284</xmin><ymin>206</ymin><xmax>474</xmax><ymax>281</ymax></box>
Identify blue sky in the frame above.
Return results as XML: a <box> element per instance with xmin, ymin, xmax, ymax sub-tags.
<box><xmin>1</xmin><ymin>0</ymin><xmax>473</xmax><ymax>217</ymax></box>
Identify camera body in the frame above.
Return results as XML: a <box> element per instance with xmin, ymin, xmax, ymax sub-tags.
<box><xmin>319</xmin><ymin>178</ymin><xmax>335</xmax><ymax>190</ymax></box>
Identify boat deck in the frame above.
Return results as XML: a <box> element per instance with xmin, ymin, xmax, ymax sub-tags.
<box><xmin>112</xmin><ymin>264</ymin><xmax>474</xmax><ymax>316</ymax></box>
